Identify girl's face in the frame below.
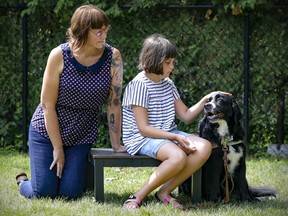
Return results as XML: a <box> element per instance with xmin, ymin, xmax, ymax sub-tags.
<box><xmin>162</xmin><ymin>58</ymin><xmax>175</xmax><ymax>78</ymax></box>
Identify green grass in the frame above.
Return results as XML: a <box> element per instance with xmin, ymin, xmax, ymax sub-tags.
<box><xmin>0</xmin><ymin>147</ymin><xmax>287</xmax><ymax>216</ymax></box>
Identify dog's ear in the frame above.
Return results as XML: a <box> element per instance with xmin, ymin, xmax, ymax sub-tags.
<box><xmin>232</xmin><ymin>99</ymin><xmax>242</xmax><ymax>123</ymax></box>
<box><xmin>199</xmin><ymin>116</ymin><xmax>207</xmax><ymax>138</ymax></box>
<box><xmin>231</xmin><ymin>99</ymin><xmax>245</xmax><ymax>139</ymax></box>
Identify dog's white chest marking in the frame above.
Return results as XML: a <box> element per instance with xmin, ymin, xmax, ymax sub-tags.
<box><xmin>214</xmin><ymin>119</ymin><xmax>243</xmax><ymax>174</ymax></box>
<box><xmin>227</xmin><ymin>146</ymin><xmax>244</xmax><ymax>174</ymax></box>
<box><xmin>216</xmin><ymin>120</ymin><xmax>229</xmax><ymax>137</ymax></box>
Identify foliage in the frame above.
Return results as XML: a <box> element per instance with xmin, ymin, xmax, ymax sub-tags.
<box><xmin>0</xmin><ymin>0</ymin><xmax>287</xmax><ymax>153</ymax></box>
<box><xmin>0</xmin><ymin>5</ymin><xmax>23</xmax><ymax>148</ymax></box>
<box><xmin>248</xmin><ymin>8</ymin><xmax>288</xmax><ymax>152</ymax></box>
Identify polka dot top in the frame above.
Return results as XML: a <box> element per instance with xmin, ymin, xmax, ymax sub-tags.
<box><xmin>31</xmin><ymin>42</ymin><xmax>113</xmax><ymax>146</ymax></box>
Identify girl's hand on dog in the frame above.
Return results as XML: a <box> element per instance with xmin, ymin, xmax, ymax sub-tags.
<box><xmin>205</xmin><ymin>91</ymin><xmax>232</xmax><ymax>102</ymax></box>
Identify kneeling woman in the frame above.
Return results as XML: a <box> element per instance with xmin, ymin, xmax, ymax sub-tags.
<box><xmin>16</xmin><ymin>5</ymin><xmax>125</xmax><ymax>200</ymax></box>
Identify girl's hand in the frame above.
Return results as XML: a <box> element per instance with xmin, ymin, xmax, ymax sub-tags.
<box><xmin>175</xmin><ymin>134</ymin><xmax>196</xmax><ymax>154</ymax></box>
<box><xmin>205</xmin><ymin>91</ymin><xmax>232</xmax><ymax>102</ymax></box>
<box><xmin>50</xmin><ymin>147</ymin><xmax>65</xmax><ymax>178</ymax></box>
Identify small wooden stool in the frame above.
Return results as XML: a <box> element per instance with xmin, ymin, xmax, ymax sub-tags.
<box><xmin>87</xmin><ymin>148</ymin><xmax>202</xmax><ymax>202</ymax></box>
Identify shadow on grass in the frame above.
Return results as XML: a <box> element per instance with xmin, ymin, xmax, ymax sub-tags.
<box><xmin>86</xmin><ymin>190</ymin><xmax>288</xmax><ymax>211</ymax></box>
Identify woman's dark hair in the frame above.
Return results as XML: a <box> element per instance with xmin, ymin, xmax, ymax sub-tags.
<box><xmin>138</xmin><ymin>34</ymin><xmax>178</xmax><ymax>75</ymax></box>
<box><xmin>67</xmin><ymin>5</ymin><xmax>109</xmax><ymax>50</ymax></box>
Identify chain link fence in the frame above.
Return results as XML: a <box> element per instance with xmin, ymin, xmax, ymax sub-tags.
<box><xmin>0</xmin><ymin>4</ymin><xmax>27</xmax><ymax>149</ymax></box>
<box><xmin>107</xmin><ymin>5</ymin><xmax>287</xmax><ymax>156</ymax></box>
<box><xmin>0</xmin><ymin>4</ymin><xmax>287</xmax><ymax>156</ymax></box>
<box><xmin>249</xmin><ymin>6</ymin><xmax>288</xmax><ymax>157</ymax></box>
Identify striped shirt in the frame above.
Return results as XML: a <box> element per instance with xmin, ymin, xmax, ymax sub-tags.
<box><xmin>122</xmin><ymin>71</ymin><xmax>180</xmax><ymax>155</ymax></box>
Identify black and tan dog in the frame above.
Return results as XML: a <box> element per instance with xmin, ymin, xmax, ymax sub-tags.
<box><xmin>181</xmin><ymin>93</ymin><xmax>278</xmax><ymax>203</ymax></box>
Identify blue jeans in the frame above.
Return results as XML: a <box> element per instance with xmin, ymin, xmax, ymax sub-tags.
<box><xmin>20</xmin><ymin>125</ymin><xmax>91</xmax><ymax>200</ymax></box>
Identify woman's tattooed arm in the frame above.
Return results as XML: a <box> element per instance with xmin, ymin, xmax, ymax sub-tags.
<box><xmin>107</xmin><ymin>48</ymin><xmax>125</xmax><ymax>152</ymax></box>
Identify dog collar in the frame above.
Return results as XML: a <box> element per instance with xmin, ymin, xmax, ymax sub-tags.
<box><xmin>227</xmin><ymin>140</ymin><xmax>243</xmax><ymax>146</ymax></box>
<box><xmin>221</xmin><ymin>135</ymin><xmax>242</xmax><ymax>150</ymax></box>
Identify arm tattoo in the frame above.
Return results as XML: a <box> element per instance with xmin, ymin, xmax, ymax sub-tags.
<box><xmin>112</xmin><ymin>84</ymin><xmax>121</xmax><ymax>106</ymax></box>
<box><xmin>110</xmin><ymin>113</ymin><xmax>115</xmax><ymax>124</ymax></box>
<box><xmin>111</xmin><ymin>55</ymin><xmax>122</xmax><ymax>82</ymax></box>
<box><xmin>109</xmin><ymin>113</ymin><xmax>118</xmax><ymax>133</ymax></box>
<box><xmin>111</xmin><ymin>55</ymin><xmax>120</xmax><ymax>68</ymax></box>
<box><xmin>113</xmin><ymin>97</ymin><xmax>120</xmax><ymax>106</ymax></box>
<box><xmin>107</xmin><ymin>84</ymin><xmax>121</xmax><ymax>106</ymax></box>
<box><xmin>113</xmin><ymin>85</ymin><xmax>122</xmax><ymax>97</ymax></box>
<box><xmin>108</xmin><ymin>52</ymin><xmax>122</xmax><ymax>107</ymax></box>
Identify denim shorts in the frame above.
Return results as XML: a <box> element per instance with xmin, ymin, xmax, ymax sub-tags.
<box><xmin>136</xmin><ymin>128</ymin><xmax>194</xmax><ymax>159</ymax></box>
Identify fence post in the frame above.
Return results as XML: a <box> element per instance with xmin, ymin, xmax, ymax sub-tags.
<box><xmin>243</xmin><ymin>13</ymin><xmax>250</xmax><ymax>155</ymax></box>
<box><xmin>22</xmin><ymin>10</ymin><xmax>28</xmax><ymax>153</ymax></box>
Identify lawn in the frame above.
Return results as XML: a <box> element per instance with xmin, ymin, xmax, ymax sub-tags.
<box><xmin>0</xmin><ymin>147</ymin><xmax>287</xmax><ymax>216</ymax></box>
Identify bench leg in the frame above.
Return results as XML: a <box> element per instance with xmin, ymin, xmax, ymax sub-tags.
<box><xmin>178</xmin><ymin>168</ymin><xmax>202</xmax><ymax>202</ymax></box>
<box><xmin>94</xmin><ymin>160</ymin><xmax>104</xmax><ymax>202</ymax></box>
<box><xmin>191</xmin><ymin>168</ymin><xmax>202</xmax><ymax>202</ymax></box>
<box><xmin>86</xmin><ymin>160</ymin><xmax>94</xmax><ymax>191</ymax></box>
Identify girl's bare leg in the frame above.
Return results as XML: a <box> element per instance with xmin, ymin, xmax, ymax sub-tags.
<box><xmin>128</xmin><ymin>142</ymin><xmax>187</xmax><ymax>205</ymax></box>
<box><xmin>124</xmin><ymin>137</ymin><xmax>211</xmax><ymax>208</ymax></box>
<box><xmin>156</xmin><ymin>136</ymin><xmax>211</xmax><ymax>201</ymax></box>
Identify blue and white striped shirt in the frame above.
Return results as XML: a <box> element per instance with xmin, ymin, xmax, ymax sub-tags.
<box><xmin>122</xmin><ymin>71</ymin><xmax>180</xmax><ymax>155</ymax></box>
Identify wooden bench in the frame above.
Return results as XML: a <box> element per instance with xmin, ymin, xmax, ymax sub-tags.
<box><xmin>87</xmin><ymin>148</ymin><xmax>201</xmax><ymax>203</ymax></box>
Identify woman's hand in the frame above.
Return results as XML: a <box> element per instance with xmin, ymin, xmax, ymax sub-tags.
<box><xmin>113</xmin><ymin>145</ymin><xmax>126</xmax><ymax>153</ymax></box>
<box><xmin>50</xmin><ymin>147</ymin><xmax>65</xmax><ymax>178</ymax></box>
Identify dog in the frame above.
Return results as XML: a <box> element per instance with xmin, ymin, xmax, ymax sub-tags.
<box><xmin>200</xmin><ymin>93</ymin><xmax>279</xmax><ymax>202</ymax></box>
<box><xmin>180</xmin><ymin>93</ymin><xmax>279</xmax><ymax>203</ymax></box>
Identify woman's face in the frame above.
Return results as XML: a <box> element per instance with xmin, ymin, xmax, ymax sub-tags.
<box><xmin>87</xmin><ymin>25</ymin><xmax>110</xmax><ymax>49</ymax></box>
<box><xmin>162</xmin><ymin>58</ymin><xmax>175</xmax><ymax>78</ymax></box>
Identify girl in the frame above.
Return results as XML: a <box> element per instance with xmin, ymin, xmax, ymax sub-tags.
<box><xmin>122</xmin><ymin>33</ymin><xmax>229</xmax><ymax>209</ymax></box>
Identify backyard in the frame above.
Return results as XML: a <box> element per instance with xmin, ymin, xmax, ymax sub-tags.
<box><xmin>0</xmin><ymin>1</ymin><xmax>287</xmax><ymax>216</ymax></box>
<box><xmin>0</xmin><ymin>148</ymin><xmax>287</xmax><ymax>216</ymax></box>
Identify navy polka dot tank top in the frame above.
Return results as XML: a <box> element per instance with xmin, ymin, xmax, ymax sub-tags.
<box><xmin>31</xmin><ymin>42</ymin><xmax>113</xmax><ymax>146</ymax></box>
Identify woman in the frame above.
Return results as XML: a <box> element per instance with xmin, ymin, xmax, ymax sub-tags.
<box><xmin>16</xmin><ymin>4</ymin><xmax>125</xmax><ymax>200</ymax></box>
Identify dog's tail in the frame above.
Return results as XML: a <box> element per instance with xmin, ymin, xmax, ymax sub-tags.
<box><xmin>249</xmin><ymin>186</ymin><xmax>279</xmax><ymax>201</ymax></box>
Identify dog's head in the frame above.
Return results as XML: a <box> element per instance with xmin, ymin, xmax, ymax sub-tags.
<box><xmin>204</xmin><ymin>93</ymin><xmax>241</xmax><ymax>123</ymax></box>
<box><xmin>202</xmin><ymin>93</ymin><xmax>244</xmax><ymax>139</ymax></box>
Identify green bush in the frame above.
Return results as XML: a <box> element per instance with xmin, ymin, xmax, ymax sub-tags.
<box><xmin>0</xmin><ymin>0</ymin><xmax>287</xmax><ymax>153</ymax></box>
